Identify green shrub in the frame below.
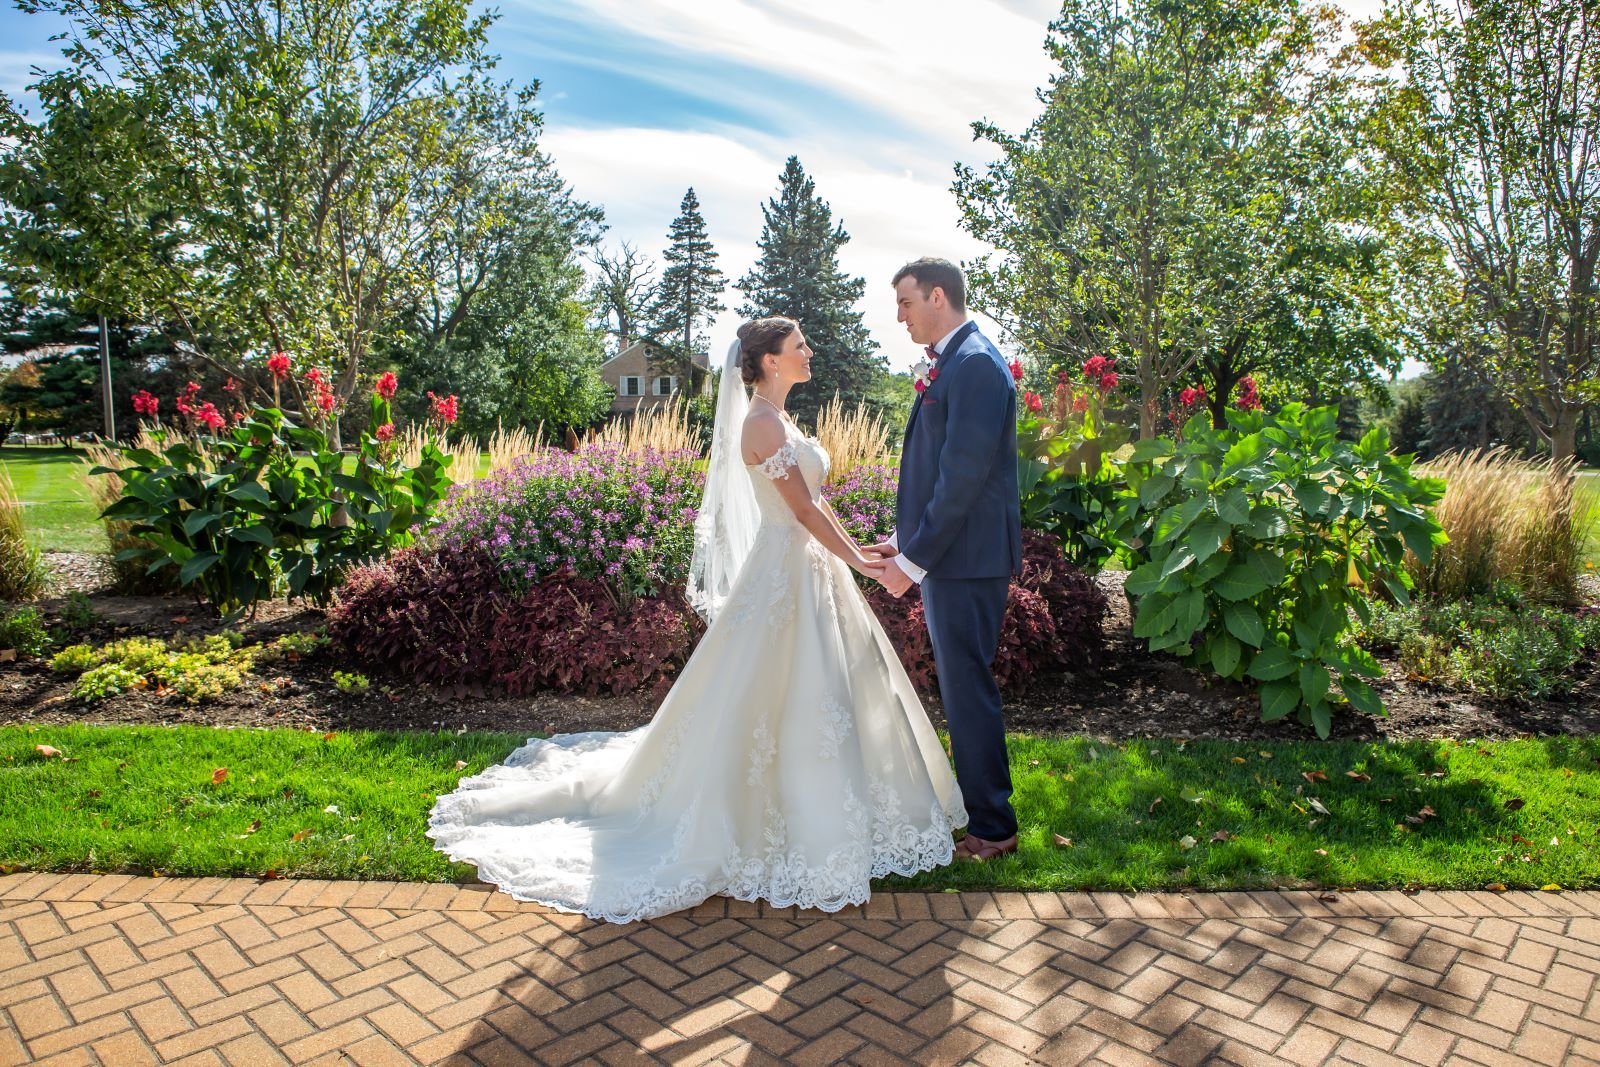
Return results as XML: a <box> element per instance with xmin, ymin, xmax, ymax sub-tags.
<box><xmin>0</xmin><ymin>607</ymin><xmax>52</xmax><ymax>658</ymax></box>
<box><xmin>96</xmin><ymin>380</ymin><xmax>454</xmax><ymax>617</ymax></box>
<box><xmin>167</xmin><ymin>661</ymin><xmax>246</xmax><ymax>704</ymax></box>
<box><xmin>270</xmin><ymin>631</ymin><xmax>329</xmax><ymax>659</ymax></box>
<box><xmin>332</xmin><ymin>670</ymin><xmax>369</xmax><ymax>693</ymax></box>
<box><xmin>50</xmin><ymin>644</ymin><xmax>99</xmax><ymax>674</ymax></box>
<box><xmin>72</xmin><ymin>663</ymin><xmax>144</xmax><ymax>701</ymax></box>
<box><xmin>100</xmin><ymin>637</ymin><xmax>170</xmax><ymax>675</ymax></box>
<box><xmin>58</xmin><ymin>592</ymin><xmax>98</xmax><ymax>633</ymax></box>
<box><xmin>1364</xmin><ymin>598</ymin><xmax>1600</xmax><ymax>700</ymax></box>
<box><xmin>1119</xmin><ymin>404</ymin><xmax>1447</xmax><ymax>737</ymax></box>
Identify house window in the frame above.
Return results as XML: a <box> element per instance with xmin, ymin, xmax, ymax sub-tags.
<box><xmin>653</xmin><ymin>375</ymin><xmax>678</xmax><ymax>396</ymax></box>
<box><xmin>620</xmin><ymin>376</ymin><xmax>641</xmax><ymax>397</ymax></box>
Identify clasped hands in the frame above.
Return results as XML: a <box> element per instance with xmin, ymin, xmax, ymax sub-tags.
<box><xmin>852</xmin><ymin>541</ymin><xmax>914</xmax><ymax>598</ymax></box>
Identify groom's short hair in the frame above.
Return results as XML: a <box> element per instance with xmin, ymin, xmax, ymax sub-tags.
<box><xmin>893</xmin><ymin>258</ymin><xmax>966</xmax><ymax>313</ymax></box>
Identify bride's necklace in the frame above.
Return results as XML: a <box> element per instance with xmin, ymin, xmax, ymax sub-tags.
<box><xmin>752</xmin><ymin>392</ymin><xmax>789</xmax><ymax>421</ymax></box>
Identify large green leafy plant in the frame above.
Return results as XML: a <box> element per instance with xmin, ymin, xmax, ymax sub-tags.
<box><xmin>1120</xmin><ymin>404</ymin><xmax>1446</xmax><ymax>737</ymax></box>
<box><xmin>98</xmin><ymin>370</ymin><xmax>454</xmax><ymax>616</ymax></box>
<box><xmin>1016</xmin><ymin>357</ymin><xmax>1132</xmax><ymax>572</ymax></box>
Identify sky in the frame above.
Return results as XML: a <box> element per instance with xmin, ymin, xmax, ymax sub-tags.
<box><xmin>1</xmin><ymin>0</ymin><xmax>1388</xmax><ymax>375</ymax></box>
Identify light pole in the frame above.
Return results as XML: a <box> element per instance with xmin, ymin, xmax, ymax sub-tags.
<box><xmin>98</xmin><ymin>313</ymin><xmax>115</xmax><ymax>443</ymax></box>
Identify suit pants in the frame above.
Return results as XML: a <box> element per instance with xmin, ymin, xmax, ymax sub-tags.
<box><xmin>920</xmin><ymin>574</ymin><xmax>1015</xmax><ymax>841</ymax></box>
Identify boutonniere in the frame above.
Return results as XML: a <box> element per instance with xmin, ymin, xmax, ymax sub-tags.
<box><xmin>913</xmin><ymin>361</ymin><xmax>940</xmax><ymax>393</ymax></box>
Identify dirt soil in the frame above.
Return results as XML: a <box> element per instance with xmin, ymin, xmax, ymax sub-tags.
<box><xmin>8</xmin><ymin>555</ymin><xmax>1599</xmax><ymax>743</ymax></box>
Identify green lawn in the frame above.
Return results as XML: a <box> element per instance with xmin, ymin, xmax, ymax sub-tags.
<box><xmin>1579</xmin><ymin>471</ymin><xmax>1600</xmax><ymax>570</ymax></box>
<box><xmin>0</xmin><ymin>446</ymin><xmax>104</xmax><ymax>554</ymax></box>
<box><xmin>0</xmin><ymin>446</ymin><xmax>495</xmax><ymax>558</ymax></box>
<box><xmin>4</xmin><ymin>724</ymin><xmax>1598</xmax><ymax>892</ymax></box>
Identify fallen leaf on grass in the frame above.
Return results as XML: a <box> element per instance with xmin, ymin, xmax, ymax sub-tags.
<box><xmin>1512</xmin><ymin>834</ymin><xmax>1537</xmax><ymax>847</ymax></box>
<box><xmin>1302</xmin><ymin>771</ymin><xmax>1329</xmax><ymax>783</ymax></box>
<box><xmin>1418</xmin><ymin>806</ymin><xmax>1436</xmax><ymax>818</ymax></box>
<box><xmin>1210</xmin><ymin>830</ymin><xmax>1233</xmax><ymax>843</ymax></box>
<box><xmin>1148</xmin><ymin>797</ymin><xmax>1163</xmax><ymax>814</ymax></box>
<box><xmin>454</xmin><ymin>760</ymin><xmax>469</xmax><ymax>770</ymax></box>
<box><xmin>1346</xmin><ymin>771</ymin><xmax>1371</xmax><ymax>782</ymax></box>
<box><xmin>211</xmin><ymin>768</ymin><xmax>228</xmax><ymax>784</ymax></box>
<box><xmin>323</xmin><ymin>805</ymin><xmax>338</xmax><ymax>814</ymax></box>
<box><xmin>258</xmin><ymin>869</ymin><xmax>282</xmax><ymax>881</ymax></box>
<box><xmin>322</xmin><ymin>732</ymin><xmax>337</xmax><ymax>742</ymax></box>
<box><xmin>1313</xmin><ymin>849</ymin><xmax>1328</xmax><ymax>857</ymax></box>
<box><xmin>1178</xmin><ymin>835</ymin><xmax>1197</xmax><ymax>851</ymax></box>
<box><xmin>1504</xmin><ymin>797</ymin><xmax>1525</xmax><ymax>811</ymax></box>
<box><xmin>237</xmin><ymin>820</ymin><xmax>261</xmax><ymax>839</ymax></box>
<box><xmin>1053</xmin><ymin>834</ymin><xmax>1074</xmax><ymax>848</ymax></box>
<box><xmin>1307</xmin><ymin>798</ymin><xmax>1330</xmax><ymax>815</ymax></box>
<box><xmin>1258</xmin><ymin>751</ymin><xmax>1273</xmax><ymax>759</ymax></box>
<box><xmin>1230</xmin><ymin>757</ymin><xmax>1247</xmax><ymax>764</ymax></box>
<box><xmin>1486</xmin><ymin>882</ymin><xmax>1507</xmax><ymax>892</ymax></box>
<box><xmin>34</xmin><ymin>745</ymin><xmax>61</xmax><ymax>758</ymax></box>
<box><xmin>1542</xmin><ymin>884</ymin><xmax>1563</xmax><ymax>892</ymax></box>
<box><xmin>291</xmin><ymin>828</ymin><xmax>313</xmax><ymax>842</ymax></box>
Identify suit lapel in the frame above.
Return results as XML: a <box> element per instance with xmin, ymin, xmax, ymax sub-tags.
<box><xmin>904</xmin><ymin>322</ymin><xmax>979</xmax><ymax>442</ymax></box>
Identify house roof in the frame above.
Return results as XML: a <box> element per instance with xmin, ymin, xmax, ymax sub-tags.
<box><xmin>600</xmin><ymin>340</ymin><xmax>711</xmax><ymax>373</ymax></box>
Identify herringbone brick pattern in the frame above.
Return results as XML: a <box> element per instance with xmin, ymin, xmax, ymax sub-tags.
<box><xmin>2</xmin><ymin>875</ymin><xmax>1599</xmax><ymax>1065</ymax></box>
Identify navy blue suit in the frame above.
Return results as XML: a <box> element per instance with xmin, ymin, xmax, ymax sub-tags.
<box><xmin>896</xmin><ymin>322</ymin><xmax>1022</xmax><ymax>841</ymax></box>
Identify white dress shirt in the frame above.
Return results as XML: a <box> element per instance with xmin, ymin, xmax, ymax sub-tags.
<box><xmin>888</xmin><ymin>322</ymin><xmax>973</xmax><ymax>584</ymax></box>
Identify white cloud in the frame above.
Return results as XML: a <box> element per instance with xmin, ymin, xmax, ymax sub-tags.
<box><xmin>509</xmin><ymin>0</ymin><xmax>1060</xmax><ymax>162</ymax></box>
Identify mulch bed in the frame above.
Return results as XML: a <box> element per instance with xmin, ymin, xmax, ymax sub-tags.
<box><xmin>10</xmin><ymin>553</ymin><xmax>1600</xmax><ymax>743</ymax></box>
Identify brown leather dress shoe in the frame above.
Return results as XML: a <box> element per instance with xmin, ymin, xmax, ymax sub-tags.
<box><xmin>955</xmin><ymin>833</ymin><xmax>1018</xmax><ymax>862</ymax></box>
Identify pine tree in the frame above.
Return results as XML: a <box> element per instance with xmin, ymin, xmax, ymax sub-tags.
<box><xmin>649</xmin><ymin>188</ymin><xmax>725</xmax><ymax>382</ymax></box>
<box><xmin>736</xmin><ymin>157</ymin><xmax>884</xmax><ymax>426</ymax></box>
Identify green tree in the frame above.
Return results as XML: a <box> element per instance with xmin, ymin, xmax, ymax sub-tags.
<box><xmin>1360</xmin><ymin>0</ymin><xmax>1600</xmax><ymax>463</ymax></box>
<box><xmin>648</xmin><ymin>188</ymin><xmax>725</xmax><ymax>384</ymax></box>
<box><xmin>0</xmin><ymin>293</ymin><xmax>199</xmax><ymax>437</ymax></box>
<box><xmin>735</xmin><ymin>157</ymin><xmax>884</xmax><ymax>425</ymax></box>
<box><xmin>0</xmin><ymin>0</ymin><xmax>569</xmax><ymax>416</ymax></box>
<box><xmin>955</xmin><ymin>0</ymin><xmax>1405</xmax><ymax>437</ymax></box>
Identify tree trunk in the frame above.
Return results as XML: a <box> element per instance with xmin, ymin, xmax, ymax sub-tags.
<box><xmin>1552</xmin><ymin>410</ymin><xmax>1578</xmax><ymax>467</ymax></box>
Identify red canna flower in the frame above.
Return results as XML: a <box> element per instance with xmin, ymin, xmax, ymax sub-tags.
<box><xmin>1235</xmin><ymin>375</ymin><xmax>1262</xmax><ymax>411</ymax></box>
<box><xmin>267</xmin><ymin>352</ymin><xmax>291</xmax><ymax>379</ymax></box>
<box><xmin>1098</xmin><ymin>372</ymin><xmax>1118</xmax><ymax>393</ymax></box>
<box><xmin>196</xmin><ymin>401</ymin><xmax>226</xmax><ymax>431</ymax></box>
<box><xmin>375</xmin><ymin>371</ymin><xmax>398</xmax><ymax>400</ymax></box>
<box><xmin>1023</xmin><ymin>390</ymin><xmax>1044</xmax><ymax>414</ymax></box>
<box><xmin>1009</xmin><ymin>359</ymin><xmax>1025</xmax><ymax>383</ymax></box>
<box><xmin>132</xmin><ymin>390</ymin><xmax>159</xmax><ymax>416</ymax></box>
<box><xmin>427</xmin><ymin>391</ymin><xmax>459</xmax><ymax>425</ymax></box>
<box><xmin>375</xmin><ymin>422</ymin><xmax>395</xmax><ymax>443</ymax></box>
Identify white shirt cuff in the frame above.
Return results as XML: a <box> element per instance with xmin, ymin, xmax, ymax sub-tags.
<box><xmin>892</xmin><ymin>552</ymin><xmax>927</xmax><ymax>584</ymax></box>
<box><xmin>887</xmin><ymin>531</ymin><xmax>898</xmax><ymax>550</ymax></box>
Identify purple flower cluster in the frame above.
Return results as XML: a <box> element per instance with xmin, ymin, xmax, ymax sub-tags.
<box><xmin>822</xmin><ymin>464</ymin><xmax>899</xmax><ymax>544</ymax></box>
<box><xmin>429</xmin><ymin>445</ymin><xmax>704</xmax><ymax>597</ymax></box>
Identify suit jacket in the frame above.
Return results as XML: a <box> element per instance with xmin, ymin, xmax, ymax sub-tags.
<box><xmin>896</xmin><ymin>322</ymin><xmax>1023</xmax><ymax>580</ymax></box>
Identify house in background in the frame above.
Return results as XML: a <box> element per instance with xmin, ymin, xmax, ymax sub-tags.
<box><xmin>600</xmin><ymin>340</ymin><xmax>712</xmax><ymax>416</ymax></box>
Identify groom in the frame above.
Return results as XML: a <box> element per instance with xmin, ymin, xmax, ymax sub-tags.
<box><xmin>870</xmin><ymin>257</ymin><xmax>1023</xmax><ymax>862</ymax></box>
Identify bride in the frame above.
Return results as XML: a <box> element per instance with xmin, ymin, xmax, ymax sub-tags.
<box><xmin>426</xmin><ymin>316</ymin><xmax>967</xmax><ymax>923</ymax></box>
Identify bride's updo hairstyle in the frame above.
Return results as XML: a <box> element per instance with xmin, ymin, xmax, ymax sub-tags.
<box><xmin>736</xmin><ymin>316</ymin><xmax>798</xmax><ymax>385</ymax></box>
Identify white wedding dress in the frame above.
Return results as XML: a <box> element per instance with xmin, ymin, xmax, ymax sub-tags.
<box><xmin>426</xmin><ymin>418</ymin><xmax>967</xmax><ymax>922</ymax></box>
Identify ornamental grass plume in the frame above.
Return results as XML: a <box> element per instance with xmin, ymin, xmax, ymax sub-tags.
<box><xmin>0</xmin><ymin>463</ymin><xmax>49</xmax><ymax>600</ymax></box>
<box><xmin>485</xmin><ymin>421</ymin><xmax>542</xmax><ymax>477</ymax></box>
<box><xmin>399</xmin><ymin>425</ymin><xmax>481</xmax><ymax>480</ymax></box>
<box><xmin>593</xmin><ymin>395</ymin><xmax>703</xmax><ymax>456</ymax></box>
<box><xmin>1412</xmin><ymin>448</ymin><xmax>1589</xmax><ymax>605</ymax></box>
<box><xmin>814</xmin><ymin>393</ymin><xmax>891</xmax><ymax>484</ymax></box>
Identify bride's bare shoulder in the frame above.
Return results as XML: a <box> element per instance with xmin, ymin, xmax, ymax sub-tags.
<box><xmin>741</xmin><ymin>409</ymin><xmax>787</xmax><ymax>464</ymax></box>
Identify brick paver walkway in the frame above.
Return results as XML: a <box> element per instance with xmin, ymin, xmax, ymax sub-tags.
<box><xmin>2</xmin><ymin>874</ymin><xmax>1598</xmax><ymax>1066</ymax></box>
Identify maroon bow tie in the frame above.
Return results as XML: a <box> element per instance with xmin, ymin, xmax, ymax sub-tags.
<box><xmin>925</xmin><ymin>345</ymin><xmax>939</xmax><ymax>362</ymax></box>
